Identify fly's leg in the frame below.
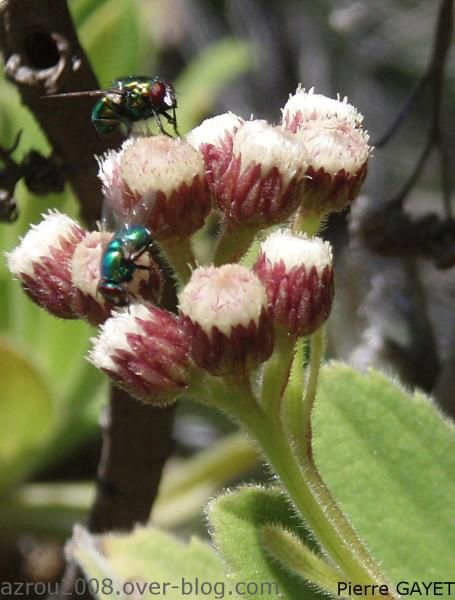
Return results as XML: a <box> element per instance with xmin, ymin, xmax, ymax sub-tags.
<box><xmin>130</xmin><ymin>241</ymin><xmax>154</xmax><ymax>264</ymax></box>
<box><xmin>172</xmin><ymin>107</ymin><xmax>180</xmax><ymax>137</ymax></box>
<box><xmin>132</xmin><ymin>263</ymin><xmax>161</xmax><ymax>303</ymax></box>
<box><xmin>161</xmin><ymin>109</ymin><xmax>180</xmax><ymax>137</ymax></box>
<box><xmin>131</xmin><ymin>243</ymin><xmax>161</xmax><ymax>299</ymax></box>
<box><xmin>151</xmin><ymin>110</ymin><xmax>171</xmax><ymax>137</ymax></box>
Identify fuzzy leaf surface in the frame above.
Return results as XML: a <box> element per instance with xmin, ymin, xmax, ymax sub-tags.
<box><xmin>69</xmin><ymin>525</ymin><xmax>240</xmax><ymax>600</ymax></box>
<box><xmin>313</xmin><ymin>362</ymin><xmax>455</xmax><ymax>585</ymax></box>
<box><xmin>208</xmin><ymin>486</ymin><xmax>327</xmax><ymax>600</ymax></box>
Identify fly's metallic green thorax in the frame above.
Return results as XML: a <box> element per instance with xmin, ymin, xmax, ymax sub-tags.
<box><xmin>120</xmin><ymin>225</ymin><xmax>152</xmax><ymax>248</ymax></box>
<box><xmin>98</xmin><ymin>225</ymin><xmax>153</xmax><ymax>306</ymax></box>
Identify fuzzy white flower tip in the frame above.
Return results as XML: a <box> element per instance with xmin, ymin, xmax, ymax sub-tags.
<box><xmin>186</xmin><ymin>112</ymin><xmax>244</xmax><ymax>149</ymax></box>
<box><xmin>179</xmin><ymin>265</ymin><xmax>274</xmax><ymax>376</ymax></box>
<box><xmin>7</xmin><ymin>210</ymin><xmax>83</xmax><ymax>277</ymax></box>
<box><xmin>282</xmin><ymin>86</ymin><xmax>364</xmax><ymax>131</ymax></box>
<box><xmin>179</xmin><ymin>264</ymin><xmax>268</xmax><ymax>336</ymax></box>
<box><xmin>233</xmin><ymin>120</ymin><xmax>308</xmax><ymax>186</ymax></box>
<box><xmin>119</xmin><ymin>136</ymin><xmax>205</xmax><ymax>197</ymax></box>
<box><xmin>301</xmin><ymin>125</ymin><xmax>371</xmax><ymax>175</ymax></box>
<box><xmin>97</xmin><ymin>138</ymin><xmax>133</xmax><ymax>189</ymax></box>
<box><xmin>98</xmin><ymin>136</ymin><xmax>210</xmax><ymax>240</ymax></box>
<box><xmin>89</xmin><ymin>303</ymin><xmax>150</xmax><ymax>372</ymax></box>
<box><xmin>260</xmin><ymin>230</ymin><xmax>333</xmax><ymax>272</ymax></box>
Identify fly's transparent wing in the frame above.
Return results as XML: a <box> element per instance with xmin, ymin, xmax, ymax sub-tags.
<box><xmin>44</xmin><ymin>81</ymin><xmax>123</xmax><ymax>100</ymax></box>
<box><xmin>100</xmin><ymin>194</ymin><xmax>124</xmax><ymax>234</ymax></box>
<box><xmin>102</xmin><ymin>187</ymin><xmax>158</xmax><ymax>234</ymax></box>
<box><xmin>45</xmin><ymin>90</ymin><xmax>107</xmax><ymax>99</ymax></box>
<box><xmin>98</xmin><ymin>195</ymin><xmax>121</xmax><ymax>267</ymax></box>
<box><xmin>129</xmin><ymin>190</ymin><xmax>157</xmax><ymax>229</ymax></box>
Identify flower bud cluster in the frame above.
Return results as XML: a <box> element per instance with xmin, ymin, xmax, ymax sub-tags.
<box><xmin>6</xmin><ymin>85</ymin><xmax>369</xmax><ymax>405</ymax></box>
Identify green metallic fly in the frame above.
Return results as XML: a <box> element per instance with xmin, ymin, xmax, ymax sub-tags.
<box><xmin>47</xmin><ymin>75</ymin><xmax>179</xmax><ymax>137</ymax></box>
<box><xmin>98</xmin><ymin>223</ymin><xmax>154</xmax><ymax>306</ymax></box>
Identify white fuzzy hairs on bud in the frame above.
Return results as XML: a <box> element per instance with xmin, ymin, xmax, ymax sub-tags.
<box><xmin>260</xmin><ymin>230</ymin><xmax>333</xmax><ymax>273</ymax></box>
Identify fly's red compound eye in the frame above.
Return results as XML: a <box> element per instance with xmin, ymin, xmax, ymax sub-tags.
<box><xmin>150</xmin><ymin>81</ymin><xmax>166</xmax><ymax>105</ymax></box>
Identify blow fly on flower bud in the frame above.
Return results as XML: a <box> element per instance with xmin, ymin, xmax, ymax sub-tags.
<box><xmin>46</xmin><ymin>76</ymin><xmax>179</xmax><ymax>137</ymax></box>
<box><xmin>98</xmin><ymin>224</ymin><xmax>157</xmax><ymax>306</ymax></box>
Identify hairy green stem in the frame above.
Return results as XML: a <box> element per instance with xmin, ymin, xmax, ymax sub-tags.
<box><xmin>261</xmin><ymin>525</ymin><xmax>343</xmax><ymax>595</ymax></box>
<box><xmin>213</xmin><ymin>224</ymin><xmax>257</xmax><ymax>265</ymax></box>
<box><xmin>160</xmin><ymin>237</ymin><xmax>196</xmax><ymax>286</ymax></box>
<box><xmin>292</xmin><ymin>211</ymin><xmax>322</xmax><ymax>236</ymax></box>
<box><xmin>260</xmin><ymin>328</ymin><xmax>296</xmax><ymax>415</ymax></box>
<box><xmin>243</xmin><ymin>413</ymin><xmax>386</xmax><ymax>591</ymax></box>
<box><xmin>285</xmin><ymin>327</ymin><xmax>324</xmax><ymax>460</ymax></box>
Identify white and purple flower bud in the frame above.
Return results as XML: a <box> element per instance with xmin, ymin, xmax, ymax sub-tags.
<box><xmin>6</xmin><ymin>211</ymin><xmax>85</xmax><ymax>319</ymax></box>
<box><xmin>89</xmin><ymin>303</ymin><xmax>190</xmax><ymax>404</ymax></box>
<box><xmin>179</xmin><ymin>264</ymin><xmax>274</xmax><ymax>376</ymax></box>
<box><xmin>254</xmin><ymin>230</ymin><xmax>334</xmax><ymax>336</ymax></box>
<box><xmin>282</xmin><ymin>87</ymin><xmax>371</xmax><ymax>215</ymax></box>
<box><xmin>99</xmin><ymin>136</ymin><xmax>210</xmax><ymax>240</ymax></box>
<box><xmin>186</xmin><ymin>112</ymin><xmax>244</xmax><ymax>193</ymax></box>
<box><xmin>209</xmin><ymin>120</ymin><xmax>309</xmax><ymax>227</ymax></box>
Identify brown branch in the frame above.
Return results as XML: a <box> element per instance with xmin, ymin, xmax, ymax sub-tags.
<box><xmin>88</xmin><ymin>390</ymin><xmax>175</xmax><ymax>532</ymax></box>
<box><xmin>0</xmin><ymin>0</ymin><xmax>113</xmax><ymax>225</ymax></box>
<box><xmin>0</xmin><ymin>1</ymin><xmax>176</xmax><ymax>598</ymax></box>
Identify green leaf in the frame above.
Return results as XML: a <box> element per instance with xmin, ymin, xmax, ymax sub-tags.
<box><xmin>0</xmin><ymin>482</ymin><xmax>92</xmax><ymax>541</ymax></box>
<box><xmin>152</xmin><ymin>431</ymin><xmax>259</xmax><ymax>528</ymax></box>
<box><xmin>207</xmin><ymin>485</ymin><xmax>327</xmax><ymax>600</ymax></box>
<box><xmin>0</xmin><ymin>342</ymin><xmax>54</xmax><ymax>493</ymax></box>
<box><xmin>70</xmin><ymin>0</ymin><xmax>111</xmax><ymax>28</ymax></box>
<box><xmin>69</xmin><ymin>525</ymin><xmax>239</xmax><ymax>600</ymax></box>
<box><xmin>313</xmin><ymin>362</ymin><xmax>455</xmax><ymax>583</ymax></box>
<box><xmin>261</xmin><ymin>525</ymin><xmax>342</xmax><ymax>595</ymax></box>
<box><xmin>79</xmin><ymin>0</ymin><xmax>145</xmax><ymax>83</ymax></box>
<box><xmin>176</xmin><ymin>38</ymin><xmax>253</xmax><ymax>133</ymax></box>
